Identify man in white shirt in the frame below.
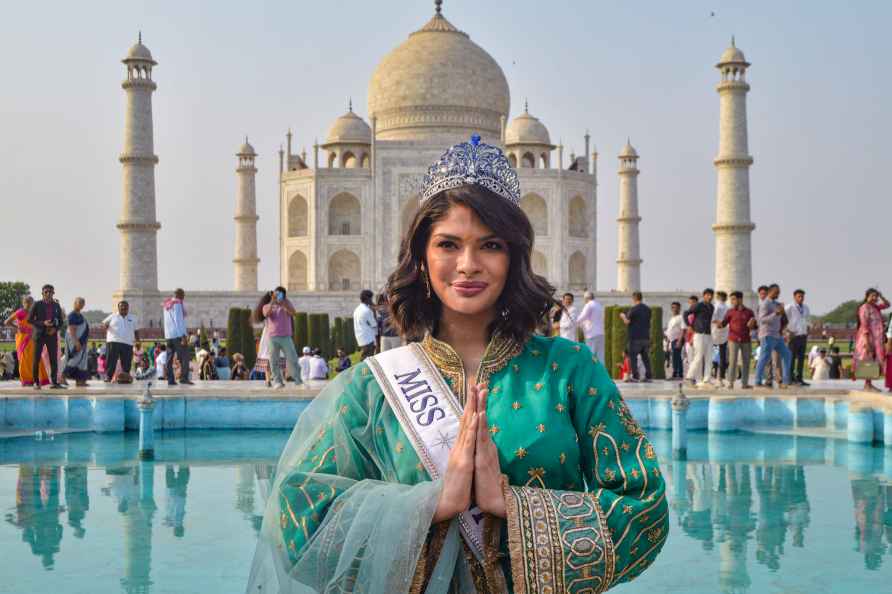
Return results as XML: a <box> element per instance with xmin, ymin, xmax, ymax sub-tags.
<box><xmin>155</xmin><ymin>345</ymin><xmax>168</xmax><ymax>380</ymax></box>
<box><xmin>308</xmin><ymin>349</ymin><xmax>330</xmax><ymax>380</ymax></box>
<box><xmin>785</xmin><ymin>289</ymin><xmax>810</xmax><ymax>386</ymax></box>
<box><xmin>558</xmin><ymin>293</ymin><xmax>579</xmax><ymax>342</ymax></box>
<box><xmin>665</xmin><ymin>302</ymin><xmax>686</xmax><ymax>379</ymax></box>
<box><xmin>163</xmin><ymin>288</ymin><xmax>192</xmax><ymax>385</ymax></box>
<box><xmin>353</xmin><ymin>290</ymin><xmax>378</xmax><ymax>360</ymax></box>
<box><xmin>711</xmin><ymin>291</ymin><xmax>730</xmax><ymax>386</ymax></box>
<box><xmin>298</xmin><ymin>346</ymin><xmax>312</xmax><ymax>383</ymax></box>
<box><xmin>576</xmin><ymin>291</ymin><xmax>605</xmax><ymax>362</ymax></box>
<box><xmin>102</xmin><ymin>301</ymin><xmax>139</xmax><ymax>383</ymax></box>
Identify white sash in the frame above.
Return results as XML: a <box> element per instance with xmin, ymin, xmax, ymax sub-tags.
<box><xmin>366</xmin><ymin>343</ymin><xmax>486</xmax><ymax>562</ymax></box>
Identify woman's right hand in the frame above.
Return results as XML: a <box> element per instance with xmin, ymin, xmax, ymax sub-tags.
<box><xmin>432</xmin><ymin>389</ymin><xmax>477</xmax><ymax>523</ymax></box>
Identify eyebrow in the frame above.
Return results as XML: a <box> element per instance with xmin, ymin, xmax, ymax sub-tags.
<box><xmin>432</xmin><ymin>233</ymin><xmax>504</xmax><ymax>242</ymax></box>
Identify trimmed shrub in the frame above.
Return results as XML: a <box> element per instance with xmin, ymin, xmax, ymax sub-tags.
<box><xmin>649</xmin><ymin>306</ymin><xmax>665</xmax><ymax>379</ymax></box>
<box><xmin>319</xmin><ymin>313</ymin><xmax>331</xmax><ymax>358</ymax></box>
<box><xmin>227</xmin><ymin>308</ymin><xmax>243</xmax><ymax>360</ymax></box>
<box><xmin>603</xmin><ymin>305</ymin><xmax>615</xmax><ymax>374</ymax></box>
<box><xmin>344</xmin><ymin>317</ymin><xmax>358</xmax><ymax>353</ymax></box>
<box><xmin>239</xmin><ymin>308</ymin><xmax>257</xmax><ymax>370</ymax></box>
<box><xmin>294</xmin><ymin>312</ymin><xmax>309</xmax><ymax>352</ymax></box>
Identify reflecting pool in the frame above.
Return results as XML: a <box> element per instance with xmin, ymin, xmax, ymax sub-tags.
<box><xmin>1</xmin><ymin>429</ymin><xmax>891</xmax><ymax>593</ymax></box>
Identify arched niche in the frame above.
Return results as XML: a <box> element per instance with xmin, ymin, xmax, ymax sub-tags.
<box><xmin>288</xmin><ymin>194</ymin><xmax>308</xmax><ymax>237</ymax></box>
<box><xmin>531</xmin><ymin>249</ymin><xmax>548</xmax><ymax>279</ymax></box>
<box><xmin>569</xmin><ymin>251</ymin><xmax>586</xmax><ymax>289</ymax></box>
<box><xmin>520</xmin><ymin>193</ymin><xmax>548</xmax><ymax>236</ymax></box>
<box><xmin>568</xmin><ymin>195</ymin><xmax>588</xmax><ymax>238</ymax></box>
<box><xmin>328</xmin><ymin>192</ymin><xmax>361</xmax><ymax>235</ymax></box>
<box><xmin>288</xmin><ymin>250</ymin><xmax>308</xmax><ymax>291</ymax></box>
<box><xmin>328</xmin><ymin>249</ymin><xmax>360</xmax><ymax>291</ymax></box>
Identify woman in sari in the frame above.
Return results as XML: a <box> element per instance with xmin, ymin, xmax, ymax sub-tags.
<box><xmin>248</xmin><ymin>137</ymin><xmax>668</xmax><ymax>593</ymax></box>
<box><xmin>63</xmin><ymin>297</ymin><xmax>90</xmax><ymax>386</ymax></box>
<box><xmin>3</xmin><ymin>295</ymin><xmax>49</xmax><ymax>386</ymax></box>
<box><xmin>854</xmin><ymin>288</ymin><xmax>889</xmax><ymax>392</ymax></box>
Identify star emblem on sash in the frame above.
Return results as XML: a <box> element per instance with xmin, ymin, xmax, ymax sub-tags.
<box><xmin>433</xmin><ymin>429</ymin><xmax>456</xmax><ymax>451</ymax></box>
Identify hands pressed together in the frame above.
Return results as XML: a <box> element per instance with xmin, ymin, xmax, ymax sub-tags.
<box><xmin>432</xmin><ymin>382</ymin><xmax>507</xmax><ymax>523</ymax></box>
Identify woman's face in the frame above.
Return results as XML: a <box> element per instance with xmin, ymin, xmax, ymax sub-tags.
<box><xmin>867</xmin><ymin>291</ymin><xmax>878</xmax><ymax>304</ymax></box>
<box><xmin>425</xmin><ymin>204</ymin><xmax>509</xmax><ymax>321</ymax></box>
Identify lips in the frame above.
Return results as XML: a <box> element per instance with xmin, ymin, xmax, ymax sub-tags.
<box><xmin>452</xmin><ymin>281</ymin><xmax>489</xmax><ymax>297</ymax></box>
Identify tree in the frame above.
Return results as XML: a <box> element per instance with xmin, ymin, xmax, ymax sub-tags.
<box><xmin>82</xmin><ymin>310</ymin><xmax>112</xmax><ymax>325</ymax></box>
<box><xmin>649</xmin><ymin>306</ymin><xmax>665</xmax><ymax>379</ymax></box>
<box><xmin>0</xmin><ymin>281</ymin><xmax>30</xmax><ymax>319</ymax></box>
<box><xmin>818</xmin><ymin>300</ymin><xmax>860</xmax><ymax>326</ymax></box>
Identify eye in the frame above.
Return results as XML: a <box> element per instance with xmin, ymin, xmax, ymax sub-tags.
<box><xmin>436</xmin><ymin>240</ymin><xmax>458</xmax><ymax>249</ymax></box>
<box><xmin>483</xmin><ymin>240</ymin><xmax>505</xmax><ymax>250</ymax></box>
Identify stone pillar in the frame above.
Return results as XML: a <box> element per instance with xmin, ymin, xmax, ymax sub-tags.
<box><xmin>234</xmin><ymin>138</ymin><xmax>259</xmax><ymax>291</ymax></box>
<box><xmin>616</xmin><ymin>140</ymin><xmax>642</xmax><ymax>292</ymax></box>
<box><xmin>117</xmin><ymin>35</ymin><xmax>161</xmax><ymax>327</ymax></box>
<box><xmin>713</xmin><ymin>38</ymin><xmax>756</xmax><ymax>295</ymax></box>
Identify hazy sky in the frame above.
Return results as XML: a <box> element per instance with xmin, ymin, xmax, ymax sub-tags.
<box><xmin>2</xmin><ymin>0</ymin><xmax>889</xmax><ymax>314</ymax></box>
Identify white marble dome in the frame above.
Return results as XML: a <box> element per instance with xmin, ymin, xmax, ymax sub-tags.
<box><xmin>505</xmin><ymin>106</ymin><xmax>552</xmax><ymax>146</ymax></box>
<box><xmin>367</xmin><ymin>10</ymin><xmax>510</xmax><ymax>142</ymax></box>
<box><xmin>619</xmin><ymin>140</ymin><xmax>638</xmax><ymax>158</ymax></box>
<box><xmin>125</xmin><ymin>41</ymin><xmax>154</xmax><ymax>62</ymax></box>
<box><xmin>324</xmin><ymin>109</ymin><xmax>372</xmax><ymax>145</ymax></box>
<box><xmin>718</xmin><ymin>40</ymin><xmax>747</xmax><ymax>65</ymax></box>
<box><xmin>238</xmin><ymin>138</ymin><xmax>256</xmax><ymax>155</ymax></box>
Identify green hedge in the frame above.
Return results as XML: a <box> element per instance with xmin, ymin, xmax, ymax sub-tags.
<box><xmin>608</xmin><ymin>306</ymin><xmax>631</xmax><ymax>379</ymax></box>
<box><xmin>604</xmin><ymin>305</ymin><xmax>616</xmax><ymax>376</ymax></box>
<box><xmin>239</xmin><ymin>308</ymin><xmax>257</xmax><ymax>370</ymax></box>
<box><xmin>293</xmin><ymin>312</ymin><xmax>309</xmax><ymax>352</ymax></box>
<box><xmin>649</xmin><ymin>307</ymin><xmax>665</xmax><ymax>379</ymax></box>
<box><xmin>227</xmin><ymin>308</ymin><xmax>243</xmax><ymax>359</ymax></box>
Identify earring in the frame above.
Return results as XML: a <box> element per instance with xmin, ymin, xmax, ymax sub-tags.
<box><xmin>423</xmin><ymin>271</ymin><xmax>432</xmax><ymax>299</ymax></box>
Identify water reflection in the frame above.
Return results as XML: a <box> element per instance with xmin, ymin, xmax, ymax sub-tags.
<box><xmin>1</xmin><ymin>430</ymin><xmax>891</xmax><ymax>593</ymax></box>
<box><xmin>667</xmin><ymin>456</ymin><xmax>892</xmax><ymax>593</ymax></box>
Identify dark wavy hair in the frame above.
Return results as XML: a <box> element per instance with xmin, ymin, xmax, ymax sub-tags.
<box><xmin>252</xmin><ymin>292</ymin><xmax>272</xmax><ymax>324</ymax></box>
<box><xmin>387</xmin><ymin>185</ymin><xmax>558</xmax><ymax>343</ymax></box>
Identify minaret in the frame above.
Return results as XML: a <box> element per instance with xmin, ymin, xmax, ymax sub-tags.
<box><xmin>234</xmin><ymin>138</ymin><xmax>259</xmax><ymax>291</ymax></box>
<box><xmin>713</xmin><ymin>38</ymin><xmax>755</xmax><ymax>295</ymax></box>
<box><xmin>616</xmin><ymin>139</ymin><xmax>642</xmax><ymax>292</ymax></box>
<box><xmin>117</xmin><ymin>34</ymin><xmax>160</xmax><ymax>301</ymax></box>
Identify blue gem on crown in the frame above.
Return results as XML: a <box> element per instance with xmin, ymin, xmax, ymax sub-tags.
<box><xmin>420</xmin><ymin>135</ymin><xmax>521</xmax><ymax>206</ymax></box>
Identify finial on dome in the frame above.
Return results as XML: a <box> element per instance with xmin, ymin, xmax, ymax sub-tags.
<box><xmin>348</xmin><ymin>97</ymin><xmax>353</xmax><ymax>112</ymax></box>
<box><xmin>524</xmin><ymin>98</ymin><xmax>529</xmax><ymax>113</ymax></box>
<box><xmin>435</xmin><ymin>0</ymin><xmax>442</xmax><ymax>15</ymax></box>
<box><xmin>138</xmin><ymin>31</ymin><xmax>142</xmax><ymax>44</ymax></box>
<box><xmin>731</xmin><ymin>35</ymin><xmax>736</xmax><ymax>47</ymax></box>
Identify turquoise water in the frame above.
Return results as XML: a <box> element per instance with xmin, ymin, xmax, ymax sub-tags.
<box><xmin>1</xmin><ymin>429</ymin><xmax>890</xmax><ymax>593</ymax></box>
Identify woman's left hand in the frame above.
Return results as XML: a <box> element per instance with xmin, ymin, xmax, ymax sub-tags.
<box><xmin>472</xmin><ymin>382</ymin><xmax>507</xmax><ymax>518</ymax></box>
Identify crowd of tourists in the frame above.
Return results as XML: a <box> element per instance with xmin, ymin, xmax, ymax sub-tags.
<box><xmin>5</xmin><ymin>282</ymin><xmax>890</xmax><ymax>393</ymax></box>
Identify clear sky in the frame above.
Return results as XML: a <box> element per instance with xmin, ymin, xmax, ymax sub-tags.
<box><xmin>1</xmin><ymin>0</ymin><xmax>889</xmax><ymax>314</ymax></box>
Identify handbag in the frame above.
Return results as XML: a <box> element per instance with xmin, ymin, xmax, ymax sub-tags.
<box><xmin>854</xmin><ymin>360</ymin><xmax>880</xmax><ymax>380</ymax></box>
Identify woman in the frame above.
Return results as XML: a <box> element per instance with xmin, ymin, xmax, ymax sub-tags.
<box><xmin>248</xmin><ymin>138</ymin><xmax>667</xmax><ymax>593</ymax></box>
<box><xmin>64</xmin><ymin>297</ymin><xmax>90</xmax><ymax>386</ymax></box>
<box><xmin>854</xmin><ymin>288</ymin><xmax>888</xmax><ymax>392</ymax></box>
<box><xmin>3</xmin><ymin>295</ymin><xmax>49</xmax><ymax>386</ymax></box>
<box><xmin>252</xmin><ymin>292</ymin><xmax>274</xmax><ymax>387</ymax></box>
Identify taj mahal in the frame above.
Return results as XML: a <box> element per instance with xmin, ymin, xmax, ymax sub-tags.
<box><xmin>113</xmin><ymin>2</ymin><xmax>755</xmax><ymax>328</ymax></box>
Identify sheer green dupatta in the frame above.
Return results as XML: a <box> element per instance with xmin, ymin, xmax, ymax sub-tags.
<box><xmin>246</xmin><ymin>365</ymin><xmax>469</xmax><ymax>594</ymax></box>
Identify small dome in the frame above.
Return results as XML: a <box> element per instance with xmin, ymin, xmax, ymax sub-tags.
<box><xmin>238</xmin><ymin>138</ymin><xmax>256</xmax><ymax>155</ymax></box>
<box><xmin>718</xmin><ymin>38</ymin><xmax>748</xmax><ymax>65</ymax></box>
<box><xmin>125</xmin><ymin>41</ymin><xmax>155</xmax><ymax>63</ymax></box>
<box><xmin>619</xmin><ymin>140</ymin><xmax>638</xmax><ymax>158</ymax></box>
<box><xmin>505</xmin><ymin>104</ymin><xmax>552</xmax><ymax>147</ymax></box>
<box><xmin>324</xmin><ymin>110</ymin><xmax>372</xmax><ymax>145</ymax></box>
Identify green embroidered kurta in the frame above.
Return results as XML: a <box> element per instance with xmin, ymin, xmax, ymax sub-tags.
<box><xmin>265</xmin><ymin>334</ymin><xmax>668</xmax><ymax>593</ymax></box>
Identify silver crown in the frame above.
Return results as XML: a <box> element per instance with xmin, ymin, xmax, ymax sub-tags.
<box><xmin>420</xmin><ymin>134</ymin><xmax>521</xmax><ymax>205</ymax></box>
